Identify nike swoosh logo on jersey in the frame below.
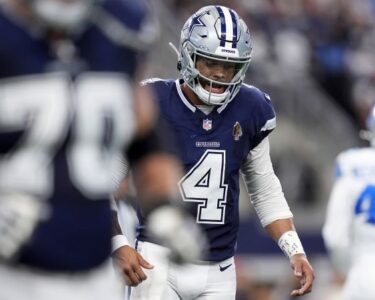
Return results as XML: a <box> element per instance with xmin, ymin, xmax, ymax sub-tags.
<box><xmin>219</xmin><ymin>263</ymin><xmax>232</xmax><ymax>272</ymax></box>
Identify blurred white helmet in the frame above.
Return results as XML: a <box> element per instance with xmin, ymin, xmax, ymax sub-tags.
<box><xmin>28</xmin><ymin>0</ymin><xmax>99</xmax><ymax>32</ymax></box>
<box><xmin>178</xmin><ymin>5</ymin><xmax>252</xmax><ymax>106</ymax></box>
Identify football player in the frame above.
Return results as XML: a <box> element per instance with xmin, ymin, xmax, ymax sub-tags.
<box><xmin>128</xmin><ymin>5</ymin><xmax>315</xmax><ymax>300</ymax></box>
<box><xmin>0</xmin><ymin>0</ymin><xmax>203</xmax><ymax>299</ymax></box>
<box><xmin>323</xmin><ymin>105</ymin><xmax>375</xmax><ymax>300</ymax></box>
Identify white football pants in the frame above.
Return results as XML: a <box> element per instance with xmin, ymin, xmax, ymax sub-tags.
<box><xmin>129</xmin><ymin>241</ymin><xmax>236</xmax><ymax>300</ymax></box>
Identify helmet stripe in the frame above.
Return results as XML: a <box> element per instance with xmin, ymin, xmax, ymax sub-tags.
<box><xmin>229</xmin><ymin>9</ymin><xmax>238</xmax><ymax>48</ymax></box>
<box><xmin>221</xmin><ymin>7</ymin><xmax>234</xmax><ymax>47</ymax></box>
<box><xmin>216</xmin><ymin>6</ymin><xmax>238</xmax><ymax>49</ymax></box>
<box><xmin>215</xmin><ymin>6</ymin><xmax>227</xmax><ymax>47</ymax></box>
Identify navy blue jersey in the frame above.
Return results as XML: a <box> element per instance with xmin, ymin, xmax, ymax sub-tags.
<box><xmin>0</xmin><ymin>0</ymin><xmax>146</xmax><ymax>271</ymax></box>
<box><xmin>138</xmin><ymin>79</ymin><xmax>276</xmax><ymax>261</ymax></box>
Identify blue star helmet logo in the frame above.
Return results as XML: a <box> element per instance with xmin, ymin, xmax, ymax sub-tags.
<box><xmin>189</xmin><ymin>10</ymin><xmax>208</xmax><ymax>35</ymax></box>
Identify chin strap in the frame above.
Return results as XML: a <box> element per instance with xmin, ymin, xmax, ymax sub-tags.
<box><xmin>169</xmin><ymin>42</ymin><xmax>183</xmax><ymax>71</ymax></box>
<box><xmin>195</xmin><ymin>82</ymin><xmax>228</xmax><ymax>105</ymax></box>
<box><xmin>168</xmin><ymin>42</ymin><xmax>179</xmax><ymax>57</ymax></box>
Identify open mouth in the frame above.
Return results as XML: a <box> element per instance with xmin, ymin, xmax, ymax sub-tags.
<box><xmin>199</xmin><ymin>78</ymin><xmax>226</xmax><ymax>94</ymax></box>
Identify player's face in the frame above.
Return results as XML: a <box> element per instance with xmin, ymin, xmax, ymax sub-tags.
<box><xmin>196</xmin><ymin>57</ymin><xmax>236</xmax><ymax>94</ymax></box>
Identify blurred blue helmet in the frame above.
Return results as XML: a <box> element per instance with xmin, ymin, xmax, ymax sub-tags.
<box><xmin>178</xmin><ymin>5</ymin><xmax>252</xmax><ymax>106</ymax></box>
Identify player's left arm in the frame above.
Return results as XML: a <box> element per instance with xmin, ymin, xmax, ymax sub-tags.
<box><xmin>241</xmin><ymin>137</ymin><xmax>315</xmax><ymax>296</ymax></box>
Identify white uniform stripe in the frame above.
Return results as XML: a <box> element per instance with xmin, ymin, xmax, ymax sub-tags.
<box><xmin>221</xmin><ymin>7</ymin><xmax>234</xmax><ymax>48</ymax></box>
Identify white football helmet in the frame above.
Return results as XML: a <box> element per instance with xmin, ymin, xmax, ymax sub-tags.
<box><xmin>27</xmin><ymin>0</ymin><xmax>100</xmax><ymax>32</ymax></box>
<box><xmin>178</xmin><ymin>5</ymin><xmax>252</xmax><ymax>106</ymax></box>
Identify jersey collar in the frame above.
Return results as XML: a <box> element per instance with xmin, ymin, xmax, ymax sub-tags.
<box><xmin>175</xmin><ymin>79</ymin><xmax>196</xmax><ymax>112</ymax></box>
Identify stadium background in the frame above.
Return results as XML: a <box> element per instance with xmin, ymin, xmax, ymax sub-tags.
<box><xmin>120</xmin><ymin>0</ymin><xmax>375</xmax><ymax>299</ymax></box>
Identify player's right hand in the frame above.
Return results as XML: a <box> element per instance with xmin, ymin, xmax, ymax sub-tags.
<box><xmin>290</xmin><ymin>254</ymin><xmax>315</xmax><ymax>296</ymax></box>
<box><xmin>147</xmin><ymin>205</ymin><xmax>207</xmax><ymax>264</ymax></box>
<box><xmin>112</xmin><ymin>245</ymin><xmax>154</xmax><ymax>286</ymax></box>
<box><xmin>0</xmin><ymin>193</ymin><xmax>44</xmax><ymax>260</ymax></box>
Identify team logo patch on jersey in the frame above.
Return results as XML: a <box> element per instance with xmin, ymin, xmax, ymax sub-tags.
<box><xmin>233</xmin><ymin>121</ymin><xmax>243</xmax><ymax>141</ymax></box>
<box><xmin>202</xmin><ymin>119</ymin><xmax>212</xmax><ymax>131</ymax></box>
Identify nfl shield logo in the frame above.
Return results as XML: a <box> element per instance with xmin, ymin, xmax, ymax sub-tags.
<box><xmin>202</xmin><ymin>119</ymin><xmax>212</xmax><ymax>131</ymax></box>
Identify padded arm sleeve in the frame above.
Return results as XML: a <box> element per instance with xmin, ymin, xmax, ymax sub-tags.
<box><xmin>241</xmin><ymin>137</ymin><xmax>293</xmax><ymax>227</ymax></box>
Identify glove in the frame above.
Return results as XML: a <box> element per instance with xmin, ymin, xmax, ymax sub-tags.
<box><xmin>0</xmin><ymin>193</ymin><xmax>45</xmax><ymax>260</ymax></box>
<box><xmin>147</xmin><ymin>205</ymin><xmax>207</xmax><ymax>264</ymax></box>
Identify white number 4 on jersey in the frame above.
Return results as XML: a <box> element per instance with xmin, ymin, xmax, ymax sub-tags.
<box><xmin>179</xmin><ymin>150</ymin><xmax>228</xmax><ymax>224</ymax></box>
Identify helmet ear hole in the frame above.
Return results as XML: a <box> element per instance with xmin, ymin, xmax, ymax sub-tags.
<box><xmin>177</xmin><ymin>61</ymin><xmax>182</xmax><ymax>71</ymax></box>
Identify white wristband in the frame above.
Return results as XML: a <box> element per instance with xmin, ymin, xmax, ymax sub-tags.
<box><xmin>111</xmin><ymin>234</ymin><xmax>130</xmax><ymax>253</ymax></box>
<box><xmin>277</xmin><ymin>231</ymin><xmax>305</xmax><ymax>259</ymax></box>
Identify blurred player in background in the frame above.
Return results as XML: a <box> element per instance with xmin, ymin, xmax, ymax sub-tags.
<box><xmin>127</xmin><ymin>5</ymin><xmax>315</xmax><ymax>300</ymax></box>
<box><xmin>323</xmin><ymin>105</ymin><xmax>375</xmax><ymax>300</ymax></box>
<box><xmin>0</xmin><ymin>0</ymin><xmax>203</xmax><ymax>299</ymax></box>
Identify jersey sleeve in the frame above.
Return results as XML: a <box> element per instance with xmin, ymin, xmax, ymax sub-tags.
<box><xmin>248</xmin><ymin>89</ymin><xmax>277</xmax><ymax>149</ymax></box>
<box><xmin>334</xmin><ymin>150</ymin><xmax>355</xmax><ymax>179</ymax></box>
